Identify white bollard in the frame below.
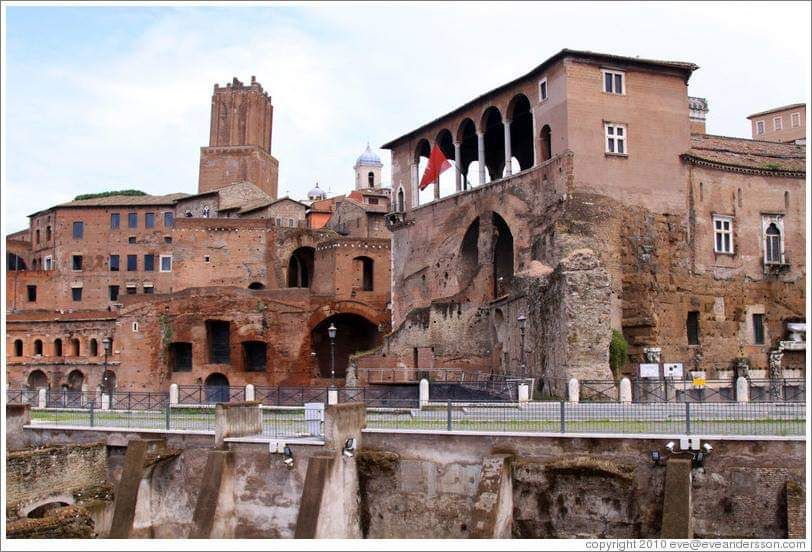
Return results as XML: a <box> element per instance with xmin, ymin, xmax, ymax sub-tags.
<box><xmin>328</xmin><ymin>388</ymin><xmax>339</xmax><ymax>405</ymax></box>
<box><xmin>245</xmin><ymin>384</ymin><xmax>255</xmax><ymax>402</ymax></box>
<box><xmin>619</xmin><ymin>377</ymin><xmax>632</xmax><ymax>404</ymax></box>
<box><xmin>736</xmin><ymin>376</ymin><xmax>749</xmax><ymax>403</ymax></box>
<box><xmin>518</xmin><ymin>383</ymin><xmax>529</xmax><ymax>405</ymax></box>
<box><xmin>169</xmin><ymin>383</ymin><xmax>179</xmax><ymax>405</ymax></box>
<box><xmin>568</xmin><ymin>378</ymin><xmax>580</xmax><ymax>404</ymax></box>
<box><xmin>419</xmin><ymin>378</ymin><xmax>429</xmax><ymax>408</ymax></box>
<box><xmin>305</xmin><ymin>402</ymin><xmax>325</xmax><ymax>436</ymax></box>
<box><xmin>101</xmin><ymin>394</ymin><xmax>110</xmax><ymax>410</ymax></box>
<box><xmin>38</xmin><ymin>388</ymin><xmax>47</xmax><ymax>408</ymax></box>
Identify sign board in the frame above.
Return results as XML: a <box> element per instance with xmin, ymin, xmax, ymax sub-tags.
<box><xmin>663</xmin><ymin>363</ymin><xmax>684</xmax><ymax>379</ymax></box>
<box><xmin>639</xmin><ymin>363</ymin><xmax>660</xmax><ymax>378</ymax></box>
<box><xmin>692</xmin><ymin>376</ymin><xmax>706</xmax><ymax>388</ymax></box>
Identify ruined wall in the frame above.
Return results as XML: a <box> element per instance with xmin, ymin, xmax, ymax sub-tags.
<box><xmin>360</xmin><ymin>431</ymin><xmax>806</xmax><ymax>539</ymax></box>
<box><xmin>198</xmin><ymin>146</ymin><xmax>279</xmax><ymax>199</ymax></box>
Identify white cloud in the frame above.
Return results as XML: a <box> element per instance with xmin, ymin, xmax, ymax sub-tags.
<box><xmin>3</xmin><ymin>2</ymin><xmax>810</xmax><ymax>232</ymax></box>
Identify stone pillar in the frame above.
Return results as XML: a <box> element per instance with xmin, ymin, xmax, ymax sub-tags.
<box><xmin>453</xmin><ymin>141</ymin><xmax>462</xmax><ymax>191</ymax></box>
<box><xmin>503</xmin><ymin>119</ymin><xmax>512</xmax><ymax>177</ymax></box>
<box><xmin>661</xmin><ymin>457</ymin><xmax>693</xmax><ymax>538</ymax></box>
<box><xmin>169</xmin><ymin>383</ymin><xmax>179</xmax><ymax>405</ymax></box>
<box><xmin>410</xmin><ymin>163</ymin><xmax>419</xmax><ymax>208</ymax></box>
<box><xmin>37</xmin><ymin>388</ymin><xmax>46</xmax><ymax>408</ymax></box>
<box><xmin>477</xmin><ymin>132</ymin><xmax>486</xmax><ymax>186</ymax></box>
<box><xmin>102</xmin><ymin>394</ymin><xmax>110</xmax><ymax>410</ymax></box>
<box><xmin>568</xmin><ymin>378</ymin><xmax>580</xmax><ymax>404</ymax></box>
<box><xmin>736</xmin><ymin>376</ymin><xmax>749</xmax><ymax>403</ymax></box>
<box><xmin>328</xmin><ymin>388</ymin><xmax>339</xmax><ymax>405</ymax></box>
<box><xmin>419</xmin><ymin>378</ymin><xmax>429</xmax><ymax>407</ymax></box>
<box><xmin>518</xmin><ymin>383</ymin><xmax>529</xmax><ymax>405</ymax></box>
<box><xmin>434</xmin><ymin>175</ymin><xmax>440</xmax><ymax>201</ymax></box>
<box><xmin>619</xmin><ymin>377</ymin><xmax>632</xmax><ymax>404</ymax></box>
<box><xmin>345</xmin><ymin>362</ymin><xmax>358</xmax><ymax>387</ymax></box>
<box><xmin>245</xmin><ymin>384</ymin><xmax>255</xmax><ymax>402</ymax></box>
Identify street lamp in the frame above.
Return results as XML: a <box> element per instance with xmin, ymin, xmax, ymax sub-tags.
<box><xmin>101</xmin><ymin>337</ymin><xmax>113</xmax><ymax>395</ymax></box>
<box><xmin>328</xmin><ymin>323</ymin><xmax>337</xmax><ymax>388</ymax></box>
<box><xmin>517</xmin><ymin>314</ymin><xmax>527</xmax><ymax>379</ymax></box>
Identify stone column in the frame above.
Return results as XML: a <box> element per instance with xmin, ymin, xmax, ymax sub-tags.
<box><xmin>619</xmin><ymin>377</ymin><xmax>632</xmax><ymax>404</ymax></box>
<box><xmin>568</xmin><ymin>378</ymin><xmax>580</xmax><ymax>403</ymax></box>
<box><xmin>169</xmin><ymin>383</ymin><xmax>179</xmax><ymax>405</ymax></box>
<box><xmin>245</xmin><ymin>384</ymin><xmax>255</xmax><ymax>402</ymax></box>
<box><xmin>477</xmin><ymin>131</ymin><xmax>486</xmax><ymax>186</ymax></box>
<box><xmin>419</xmin><ymin>378</ymin><xmax>429</xmax><ymax>408</ymax></box>
<box><xmin>453</xmin><ymin>141</ymin><xmax>462</xmax><ymax>191</ymax></box>
<box><xmin>503</xmin><ymin>119</ymin><xmax>512</xmax><ymax>177</ymax></box>
<box><xmin>434</xmin><ymin>174</ymin><xmax>440</xmax><ymax>201</ymax></box>
<box><xmin>410</xmin><ymin>163</ymin><xmax>419</xmax><ymax>208</ymax></box>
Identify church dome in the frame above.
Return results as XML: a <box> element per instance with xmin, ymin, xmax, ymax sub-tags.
<box><xmin>355</xmin><ymin>144</ymin><xmax>383</xmax><ymax>167</ymax></box>
<box><xmin>308</xmin><ymin>182</ymin><xmax>327</xmax><ymax>200</ymax></box>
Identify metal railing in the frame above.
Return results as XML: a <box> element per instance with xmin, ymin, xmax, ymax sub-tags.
<box><xmin>177</xmin><ymin>385</ymin><xmax>244</xmax><ymax>405</ymax></box>
<box><xmin>366</xmin><ymin>399</ymin><xmax>805</xmax><ymax>437</ymax></box>
<box><xmin>254</xmin><ymin>386</ymin><xmax>329</xmax><ymax>406</ymax></box>
<box><xmin>6</xmin><ymin>388</ymin><xmax>39</xmax><ymax>406</ymax></box>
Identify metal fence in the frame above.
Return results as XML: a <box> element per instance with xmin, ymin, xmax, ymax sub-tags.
<box><xmin>6</xmin><ymin>388</ymin><xmax>39</xmax><ymax>406</ymax></box>
<box><xmin>178</xmin><ymin>385</ymin><xmax>245</xmax><ymax>405</ymax></box>
<box><xmin>366</xmin><ymin>399</ymin><xmax>805</xmax><ymax>437</ymax></box>
<box><xmin>254</xmin><ymin>386</ymin><xmax>329</xmax><ymax>406</ymax></box>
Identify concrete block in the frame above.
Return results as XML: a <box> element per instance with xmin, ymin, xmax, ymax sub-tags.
<box><xmin>245</xmin><ymin>384</ymin><xmax>255</xmax><ymax>402</ymax></box>
<box><xmin>736</xmin><ymin>376</ymin><xmax>749</xmax><ymax>403</ymax></box>
<box><xmin>470</xmin><ymin>454</ymin><xmax>513</xmax><ymax>538</ymax></box>
<box><xmin>619</xmin><ymin>377</ymin><xmax>632</xmax><ymax>404</ymax></box>
<box><xmin>568</xmin><ymin>378</ymin><xmax>580</xmax><ymax>403</ymax></box>
<box><xmin>169</xmin><ymin>383</ymin><xmax>179</xmax><ymax>405</ymax></box>
<box><xmin>419</xmin><ymin>378</ymin><xmax>429</xmax><ymax>407</ymax></box>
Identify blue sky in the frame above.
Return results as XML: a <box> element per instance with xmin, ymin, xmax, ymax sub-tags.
<box><xmin>3</xmin><ymin>2</ymin><xmax>810</xmax><ymax>232</ymax></box>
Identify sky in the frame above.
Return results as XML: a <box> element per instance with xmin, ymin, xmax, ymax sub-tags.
<box><xmin>2</xmin><ymin>1</ymin><xmax>810</xmax><ymax>232</ymax></box>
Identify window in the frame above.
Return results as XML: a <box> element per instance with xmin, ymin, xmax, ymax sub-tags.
<box><xmin>764</xmin><ymin>221</ymin><xmax>783</xmax><ymax>265</ymax></box>
<box><xmin>686</xmin><ymin>311</ymin><xmax>700</xmax><ymax>345</ymax></box>
<box><xmin>109</xmin><ymin>285</ymin><xmax>120</xmax><ymax>301</ymax></box>
<box><xmin>169</xmin><ymin>342</ymin><xmax>193</xmax><ymax>372</ymax></box>
<box><xmin>368</xmin><ymin>197</ymin><xmax>379</xmax><ymax>205</ymax></box>
<box><xmin>242</xmin><ymin>341</ymin><xmax>267</xmax><ymax>372</ymax></box>
<box><xmin>46</xmin><ymin>226</ymin><xmax>51</xmax><ymax>241</ymax></box>
<box><xmin>206</xmin><ymin>320</ymin><xmax>231</xmax><ymax>364</ymax></box>
<box><xmin>44</xmin><ymin>256</ymin><xmax>52</xmax><ymax>270</ymax></box>
<box><xmin>128</xmin><ymin>236</ymin><xmax>136</xmax><ymax>244</ymax></box>
<box><xmin>35</xmin><ymin>340</ymin><xmax>44</xmax><ymax>356</ymax></box>
<box><xmin>753</xmin><ymin>313</ymin><xmax>765</xmax><ymax>345</ymax></box>
<box><xmin>111</xmin><ymin>213</ymin><xmax>120</xmax><ymax>229</ymax></box>
<box><xmin>72</xmin><ymin>287</ymin><xmax>83</xmax><ymax>302</ymax></box>
<box><xmin>164</xmin><ymin>211</ymin><xmax>174</xmax><ymax>227</ymax></box>
<box><xmin>368</xmin><ymin>171</ymin><xmax>375</xmax><ymax>187</ymax></box>
<box><xmin>538</xmin><ymin>78</ymin><xmax>548</xmax><ymax>101</ymax></box>
<box><xmin>144</xmin><ymin>254</ymin><xmax>155</xmax><ymax>272</ymax></box>
<box><xmin>132</xmin><ymin>321</ymin><xmax>139</xmax><ymax>332</ymax></box>
<box><xmin>27</xmin><ymin>285</ymin><xmax>37</xmax><ymax>302</ymax></box>
<box><xmin>143</xmin><ymin>284</ymin><xmax>154</xmax><ymax>294</ymax></box>
<box><xmin>72</xmin><ymin>255</ymin><xmax>83</xmax><ymax>271</ymax></box>
<box><xmin>144</xmin><ymin>212</ymin><xmax>155</xmax><ymax>229</ymax></box>
<box><xmin>126</xmin><ymin>285</ymin><xmax>137</xmax><ymax>295</ymax></box>
<box><xmin>605</xmin><ymin>123</ymin><xmax>627</xmax><ymax>154</ymax></box>
<box><xmin>14</xmin><ymin>339</ymin><xmax>23</xmax><ymax>357</ymax></box>
<box><xmin>128</xmin><ymin>212</ymin><xmax>137</xmax><ymax>228</ymax></box>
<box><xmin>204</xmin><ymin>255</ymin><xmax>211</xmax><ymax>263</ymax></box>
<box><xmin>713</xmin><ymin>215</ymin><xmax>734</xmax><ymax>254</ymax></box>
<box><xmin>109</xmin><ymin>254</ymin><xmax>120</xmax><ymax>271</ymax></box>
<box><xmin>289</xmin><ymin>218</ymin><xmax>294</xmax><ymax>227</ymax></box>
<box><xmin>756</xmin><ymin>120</ymin><xmax>765</xmax><ymax>135</ymax></box>
<box><xmin>791</xmin><ymin>112</ymin><xmax>801</xmax><ymax>128</ymax></box>
<box><xmin>164</xmin><ymin>236</ymin><xmax>172</xmax><ymax>244</ymax></box>
<box><xmin>602</xmin><ymin>69</ymin><xmax>624</xmax><ymax>94</ymax></box>
<box><xmin>72</xmin><ymin>221</ymin><xmax>84</xmax><ymax>239</ymax></box>
<box><xmin>773</xmin><ymin>116</ymin><xmax>782</xmax><ymax>131</ymax></box>
<box><xmin>89</xmin><ymin>339</ymin><xmax>98</xmax><ymax>356</ymax></box>
<box><xmin>127</xmin><ymin>254</ymin><xmax>137</xmax><ymax>271</ymax></box>
<box><xmin>160</xmin><ymin>255</ymin><xmax>172</xmax><ymax>272</ymax></box>
<box><xmin>36</xmin><ymin>229</ymin><xmax>40</xmax><ymax>244</ymax></box>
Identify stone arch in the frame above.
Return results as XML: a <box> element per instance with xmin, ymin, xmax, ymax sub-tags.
<box><xmin>310</xmin><ymin>313</ymin><xmax>381</xmax><ymax>378</ymax></box>
<box><xmin>540</xmin><ymin>124</ymin><xmax>552</xmax><ymax>162</ymax></box>
<box><xmin>459</xmin><ymin>217</ymin><xmax>481</xmax><ymax>286</ymax></box>
<box><xmin>287</xmin><ymin>247</ymin><xmax>315</xmax><ymax>288</ymax></box>
<box><xmin>70</xmin><ymin>337</ymin><xmax>81</xmax><ymax>357</ymax></box>
<box><xmin>492</xmin><ymin>212</ymin><xmax>514</xmax><ymax>298</ymax></box>
<box><xmin>102</xmin><ymin>370</ymin><xmax>117</xmax><ymax>395</ymax></box>
<box><xmin>19</xmin><ymin>496</ymin><xmax>75</xmax><ymax>519</ymax></box>
<box><xmin>67</xmin><ymin>369</ymin><xmax>84</xmax><ymax>391</ymax></box>
<box><xmin>481</xmin><ymin>106</ymin><xmax>505</xmax><ymax>181</ymax></box>
<box><xmin>414</xmin><ymin>138</ymin><xmax>432</xmax><ymax>205</ymax></box>
<box><xmin>456</xmin><ymin>118</ymin><xmax>478</xmax><ymax>190</ymax></box>
<box><xmin>205</xmin><ymin>372</ymin><xmax>230</xmax><ymax>403</ymax></box>
<box><xmin>506</xmin><ymin>93</ymin><xmax>535</xmax><ymax>171</ymax></box>
<box><xmin>435</xmin><ymin>128</ymin><xmax>455</xmax><ymax>196</ymax></box>
<box><xmin>248</xmin><ymin>281</ymin><xmax>265</xmax><ymax>290</ymax></box>
<box><xmin>27</xmin><ymin>369</ymin><xmax>48</xmax><ymax>390</ymax></box>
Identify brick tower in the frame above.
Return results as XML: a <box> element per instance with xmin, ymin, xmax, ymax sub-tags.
<box><xmin>198</xmin><ymin>76</ymin><xmax>279</xmax><ymax>198</ymax></box>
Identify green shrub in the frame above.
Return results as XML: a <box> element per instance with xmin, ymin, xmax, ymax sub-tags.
<box><xmin>74</xmin><ymin>189</ymin><xmax>146</xmax><ymax>200</ymax></box>
<box><xmin>609</xmin><ymin>329</ymin><xmax>628</xmax><ymax>378</ymax></box>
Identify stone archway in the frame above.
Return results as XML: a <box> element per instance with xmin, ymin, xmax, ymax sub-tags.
<box><xmin>311</xmin><ymin>313</ymin><xmax>382</xmax><ymax>379</ymax></box>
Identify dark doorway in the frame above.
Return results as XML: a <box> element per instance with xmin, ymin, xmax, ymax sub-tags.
<box><xmin>27</xmin><ymin>369</ymin><xmax>48</xmax><ymax>390</ymax></box>
<box><xmin>170</xmin><ymin>342</ymin><xmax>193</xmax><ymax>372</ymax></box>
<box><xmin>540</xmin><ymin>125</ymin><xmax>552</xmax><ymax>162</ymax></box>
<box><xmin>311</xmin><ymin>313</ymin><xmax>381</xmax><ymax>378</ymax></box>
<box><xmin>102</xmin><ymin>370</ymin><xmax>117</xmax><ymax>395</ymax></box>
<box><xmin>205</xmin><ymin>373</ymin><xmax>230</xmax><ymax>403</ymax></box>
<box><xmin>288</xmin><ymin>247</ymin><xmax>315</xmax><ymax>288</ymax></box>
<box><xmin>242</xmin><ymin>341</ymin><xmax>268</xmax><ymax>371</ymax></box>
<box><xmin>492</xmin><ymin>213</ymin><xmax>514</xmax><ymax>298</ymax></box>
<box><xmin>206</xmin><ymin>320</ymin><xmax>231</xmax><ymax>364</ymax></box>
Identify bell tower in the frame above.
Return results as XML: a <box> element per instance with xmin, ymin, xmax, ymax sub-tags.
<box><xmin>198</xmin><ymin>76</ymin><xmax>279</xmax><ymax>198</ymax></box>
<box><xmin>354</xmin><ymin>144</ymin><xmax>383</xmax><ymax>190</ymax></box>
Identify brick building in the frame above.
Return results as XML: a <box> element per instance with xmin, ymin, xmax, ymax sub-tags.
<box><xmin>356</xmin><ymin>49</ymin><xmax>805</xmax><ymax>391</ymax></box>
<box><xmin>747</xmin><ymin>103</ymin><xmax>806</xmax><ymax>144</ymax></box>
<box><xmin>6</xmin><ymin>77</ymin><xmax>391</xmax><ymax>393</ymax></box>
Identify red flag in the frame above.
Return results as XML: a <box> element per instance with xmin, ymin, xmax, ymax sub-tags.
<box><xmin>419</xmin><ymin>144</ymin><xmax>452</xmax><ymax>190</ymax></box>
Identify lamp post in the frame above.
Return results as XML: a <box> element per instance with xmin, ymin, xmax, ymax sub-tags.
<box><xmin>328</xmin><ymin>323</ymin><xmax>337</xmax><ymax>388</ymax></box>
<box><xmin>517</xmin><ymin>314</ymin><xmax>527</xmax><ymax>379</ymax></box>
<box><xmin>101</xmin><ymin>337</ymin><xmax>112</xmax><ymax>396</ymax></box>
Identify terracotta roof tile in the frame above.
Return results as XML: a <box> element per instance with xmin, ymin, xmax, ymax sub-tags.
<box><xmin>685</xmin><ymin>134</ymin><xmax>805</xmax><ymax>173</ymax></box>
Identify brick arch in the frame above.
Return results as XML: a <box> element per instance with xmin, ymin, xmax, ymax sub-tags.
<box><xmin>306</xmin><ymin>300</ymin><xmax>387</xmax><ymax>331</ymax></box>
<box><xmin>19</xmin><ymin>495</ymin><xmax>75</xmax><ymax>518</ymax></box>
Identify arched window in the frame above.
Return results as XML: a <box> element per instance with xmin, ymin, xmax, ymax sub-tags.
<box><xmin>248</xmin><ymin>282</ymin><xmax>265</xmax><ymax>290</ymax></box>
<box><xmin>480</xmin><ymin>107</ymin><xmax>505</xmax><ymax>182</ymax></box>
<box><xmin>34</xmin><ymin>339</ymin><xmax>43</xmax><ymax>356</ymax></box>
<box><xmin>540</xmin><ymin>125</ymin><xmax>552</xmax><ymax>162</ymax></box>
<box><xmin>27</xmin><ymin>370</ymin><xmax>48</xmax><ymax>390</ymax></box>
<box><xmin>288</xmin><ymin>247</ymin><xmax>315</xmax><ymax>288</ymax></box>
<box><xmin>368</xmin><ymin>171</ymin><xmax>375</xmax><ymax>188</ymax></box>
<box><xmin>492</xmin><ymin>213</ymin><xmax>514</xmax><ymax>298</ymax></box>
<box><xmin>89</xmin><ymin>339</ymin><xmax>98</xmax><ymax>356</ymax></box>
<box><xmin>397</xmin><ymin>187</ymin><xmax>405</xmax><ymax>212</ymax></box>
<box><xmin>67</xmin><ymin>370</ymin><xmax>84</xmax><ymax>391</ymax></box>
<box><xmin>506</xmin><ymin>94</ymin><xmax>534</xmax><ymax>171</ymax></box>
<box><xmin>53</xmin><ymin>339</ymin><xmax>62</xmax><ymax>357</ymax></box>
<box><xmin>70</xmin><ymin>338</ymin><xmax>80</xmax><ymax>357</ymax></box>
<box><xmin>14</xmin><ymin>339</ymin><xmax>23</xmax><ymax>357</ymax></box>
<box><xmin>765</xmin><ymin>223</ymin><xmax>782</xmax><ymax>264</ymax></box>
<box><xmin>354</xmin><ymin>256</ymin><xmax>374</xmax><ymax>291</ymax></box>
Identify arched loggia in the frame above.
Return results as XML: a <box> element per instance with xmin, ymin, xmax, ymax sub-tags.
<box><xmin>435</xmin><ymin>128</ymin><xmax>456</xmax><ymax>197</ymax></box>
<box><xmin>288</xmin><ymin>247</ymin><xmax>315</xmax><ymax>288</ymax></box>
<box><xmin>414</xmin><ymin>138</ymin><xmax>432</xmax><ymax>206</ymax></box>
<box><xmin>507</xmin><ymin>94</ymin><xmax>535</xmax><ymax>171</ymax></box>
<box><xmin>456</xmin><ymin>118</ymin><xmax>478</xmax><ymax>190</ymax></box>
<box><xmin>481</xmin><ymin>107</ymin><xmax>505</xmax><ymax>182</ymax></box>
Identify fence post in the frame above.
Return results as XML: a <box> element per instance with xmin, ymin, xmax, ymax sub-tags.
<box><xmin>419</xmin><ymin>378</ymin><xmax>429</xmax><ymax>408</ymax></box>
<box><xmin>685</xmin><ymin>402</ymin><xmax>691</xmax><ymax>434</ymax></box>
<box><xmin>38</xmin><ymin>388</ymin><xmax>47</xmax><ymax>409</ymax></box>
<box><xmin>447</xmin><ymin>399</ymin><xmax>452</xmax><ymax>431</ymax></box>
<box><xmin>619</xmin><ymin>378</ymin><xmax>632</xmax><ymax>404</ymax></box>
<box><xmin>245</xmin><ymin>384</ymin><xmax>255</xmax><ymax>402</ymax></box>
<box><xmin>736</xmin><ymin>376</ymin><xmax>749</xmax><ymax>403</ymax></box>
<box><xmin>568</xmin><ymin>378</ymin><xmax>580</xmax><ymax>403</ymax></box>
<box><xmin>560</xmin><ymin>400</ymin><xmax>566</xmax><ymax>433</ymax></box>
<box><xmin>169</xmin><ymin>383</ymin><xmax>179</xmax><ymax>405</ymax></box>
